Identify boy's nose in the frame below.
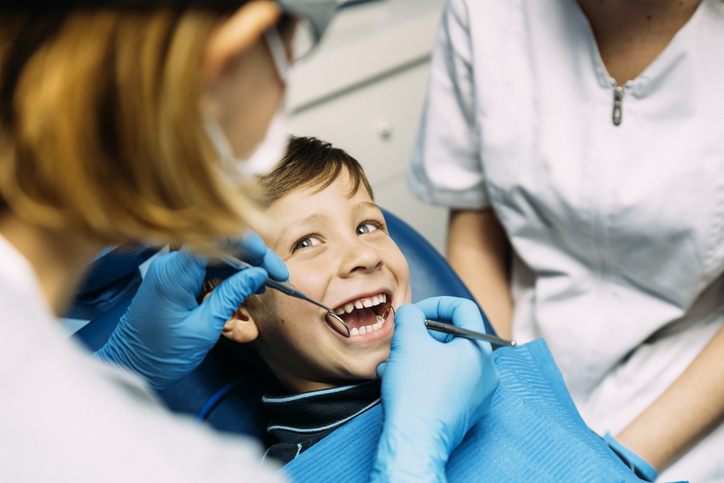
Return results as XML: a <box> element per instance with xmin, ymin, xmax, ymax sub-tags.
<box><xmin>338</xmin><ymin>238</ymin><xmax>384</xmax><ymax>276</ymax></box>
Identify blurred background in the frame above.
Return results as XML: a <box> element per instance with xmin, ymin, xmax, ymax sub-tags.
<box><xmin>289</xmin><ymin>0</ymin><xmax>448</xmax><ymax>254</ymax></box>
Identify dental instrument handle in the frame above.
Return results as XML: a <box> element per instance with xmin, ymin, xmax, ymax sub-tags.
<box><xmin>263</xmin><ymin>278</ymin><xmax>303</xmax><ymax>298</ymax></box>
<box><xmin>217</xmin><ymin>254</ymin><xmax>295</xmax><ymax>293</ymax></box>
<box><xmin>424</xmin><ymin>320</ymin><xmax>517</xmax><ymax>347</ymax></box>
<box><xmin>217</xmin><ymin>254</ymin><xmax>351</xmax><ymax>337</ymax></box>
<box><xmin>269</xmin><ymin>279</ymin><xmax>338</xmax><ymax>314</ymax></box>
<box><xmin>219</xmin><ymin>255</ymin><xmax>297</xmax><ymax>294</ymax></box>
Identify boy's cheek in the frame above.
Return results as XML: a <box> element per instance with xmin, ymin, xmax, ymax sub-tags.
<box><xmin>289</xmin><ymin>268</ymin><xmax>329</xmax><ymax>302</ymax></box>
<box><xmin>385</xmin><ymin>245</ymin><xmax>412</xmax><ymax>305</ymax></box>
<box><xmin>363</xmin><ymin>344</ymin><xmax>393</xmax><ymax>379</ymax></box>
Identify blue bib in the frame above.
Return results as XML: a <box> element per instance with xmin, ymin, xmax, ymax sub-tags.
<box><xmin>281</xmin><ymin>339</ymin><xmax>683</xmax><ymax>482</ymax></box>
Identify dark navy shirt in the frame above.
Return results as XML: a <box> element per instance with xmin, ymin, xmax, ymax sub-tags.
<box><xmin>262</xmin><ymin>380</ymin><xmax>381</xmax><ymax>465</ymax></box>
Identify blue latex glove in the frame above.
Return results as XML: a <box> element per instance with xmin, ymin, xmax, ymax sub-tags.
<box><xmin>95</xmin><ymin>232</ymin><xmax>288</xmax><ymax>390</ymax></box>
<box><xmin>371</xmin><ymin>296</ymin><xmax>500</xmax><ymax>483</ymax></box>
<box><xmin>603</xmin><ymin>433</ymin><xmax>658</xmax><ymax>482</ymax></box>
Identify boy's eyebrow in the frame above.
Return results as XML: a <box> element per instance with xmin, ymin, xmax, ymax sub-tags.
<box><xmin>275</xmin><ymin>212</ymin><xmax>329</xmax><ymax>245</ymax></box>
<box><xmin>356</xmin><ymin>201</ymin><xmax>382</xmax><ymax>213</ymax></box>
<box><xmin>274</xmin><ymin>201</ymin><xmax>383</xmax><ymax>246</ymax></box>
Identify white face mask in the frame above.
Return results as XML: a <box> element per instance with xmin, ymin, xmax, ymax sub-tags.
<box><xmin>239</xmin><ymin>104</ymin><xmax>291</xmax><ymax>177</ymax></box>
<box><xmin>204</xmin><ymin>105</ymin><xmax>290</xmax><ymax>183</ymax></box>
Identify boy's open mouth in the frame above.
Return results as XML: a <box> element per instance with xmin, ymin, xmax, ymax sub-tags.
<box><xmin>332</xmin><ymin>292</ymin><xmax>392</xmax><ymax>337</ymax></box>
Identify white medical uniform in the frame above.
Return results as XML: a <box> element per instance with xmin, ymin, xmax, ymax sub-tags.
<box><xmin>0</xmin><ymin>234</ymin><xmax>283</xmax><ymax>482</ymax></box>
<box><xmin>409</xmin><ymin>0</ymin><xmax>724</xmax><ymax>481</ymax></box>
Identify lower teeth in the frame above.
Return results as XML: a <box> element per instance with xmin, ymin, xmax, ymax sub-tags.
<box><xmin>347</xmin><ymin>315</ymin><xmax>387</xmax><ymax>337</ymax></box>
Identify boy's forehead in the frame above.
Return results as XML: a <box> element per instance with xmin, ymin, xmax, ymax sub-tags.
<box><xmin>275</xmin><ymin>171</ymin><xmax>372</xmax><ymax>210</ymax></box>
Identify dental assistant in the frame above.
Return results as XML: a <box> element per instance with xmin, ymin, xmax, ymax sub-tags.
<box><xmin>0</xmin><ymin>0</ymin><xmax>498</xmax><ymax>481</ymax></box>
<box><xmin>409</xmin><ymin>0</ymin><xmax>724</xmax><ymax>481</ymax></box>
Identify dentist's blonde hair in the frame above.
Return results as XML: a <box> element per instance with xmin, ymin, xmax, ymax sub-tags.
<box><xmin>0</xmin><ymin>5</ymin><xmax>260</xmax><ymax>250</ymax></box>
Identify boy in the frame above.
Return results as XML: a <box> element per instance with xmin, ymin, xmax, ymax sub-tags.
<box><xmin>202</xmin><ymin>136</ymin><xmax>411</xmax><ymax>464</ymax></box>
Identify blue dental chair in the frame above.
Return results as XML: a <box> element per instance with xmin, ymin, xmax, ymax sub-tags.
<box><xmin>71</xmin><ymin>209</ymin><xmax>494</xmax><ymax>442</ymax></box>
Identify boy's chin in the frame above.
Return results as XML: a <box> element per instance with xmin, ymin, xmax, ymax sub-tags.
<box><xmin>346</xmin><ymin>358</ymin><xmax>388</xmax><ymax>381</ymax></box>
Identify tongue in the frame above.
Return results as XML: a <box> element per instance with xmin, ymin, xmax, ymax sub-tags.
<box><xmin>339</xmin><ymin>308</ymin><xmax>378</xmax><ymax>330</ymax></box>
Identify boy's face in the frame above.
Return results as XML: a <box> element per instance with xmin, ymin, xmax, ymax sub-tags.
<box><xmin>250</xmin><ymin>171</ymin><xmax>411</xmax><ymax>394</ymax></box>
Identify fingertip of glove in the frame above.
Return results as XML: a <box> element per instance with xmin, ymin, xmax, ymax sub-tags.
<box><xmin>393</xmin><ymin>304</ymin><xmax>426</xmax><ymax>333</ymax></box>
<box><xmin>394</xmin><ymin>303</ymin><xmax>423</xmax><ymax>319</ymax></box>
<box><xmin>229</xmin><ymin>266</ymin><xmax>268</xmax><ymax>286</ymax></box>
<box><xmin>239</xmin><ymin>231</ymin><xmax>266</xmax><ymax>261</ymax></box>
<box><xmin>263</xmin><ymin>250</ymin><xmax>289</xmax><ymax>281</ymax></box>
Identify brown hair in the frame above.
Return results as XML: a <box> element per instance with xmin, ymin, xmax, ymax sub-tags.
<box><xmin>255</xmin><ymin>136</ymin><xmax>374</xmax><ymax>206</ymax></box>
<box><xmin>0</xmin><ymin>4</ymin><xmax>261</xmax><ymax>250</ymax></box>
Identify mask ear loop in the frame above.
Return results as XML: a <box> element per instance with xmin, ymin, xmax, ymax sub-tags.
<box><xmin>263</xmin><ymin>26</ymin><xmax>290</xmax><ymax>85</ymax></box>
<box><xmin>203</xmin><ymin>116</ymin><xmax>247</xmax><ymax>185</ymax></box>
<box><xmin>204</xmin><ymin>116</ymin><xmax>236</xmax><ymax>163</ymax></box>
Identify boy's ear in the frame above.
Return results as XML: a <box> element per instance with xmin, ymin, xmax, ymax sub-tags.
<box><xmin>221</xmin><ymin>305</ymin><xmax>260</xmax><ymax>344</ymax></box>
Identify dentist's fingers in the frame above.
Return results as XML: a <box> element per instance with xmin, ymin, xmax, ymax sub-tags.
<box><xmin>226</xmin><ymin>231</ymin><xmax>289</xmax><ymax>281</ymax></box>
<box><xmin>371</xmin><ymin>297</ymin><xmax>499</xmax><ymax>481</ymax></box>
<box><xmin>415</xmin><ymin>296</ymin><xmax>488</xmax><ymax>334</ymax></box>
<box><xmin>144</xmin><ymin>248</ymin><xmax>207</xmax><ymax>310</ymax></box>
<box><xmin>199</xmin><ymin>267</ymin><xmax>268</xmax><ymax>326</ymax></box>
<box><xmin>377</xmin><ymin>303</ymin><xmax>432</xmax><ymax>377</ymax></box>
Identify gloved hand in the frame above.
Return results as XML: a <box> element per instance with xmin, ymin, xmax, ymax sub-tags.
<box><xmin>95</xmin><ymin>232</ymin><xmax>288</xmax><ymax>390</ymax></box>
<box><xmin>371</xmin><ymin>296</ymin><xmax>500</xmax><ymax>483</ymax></box>
<box><xmin>603</xmin><ymin>433</ymin><xmax>658</xmax><ymax>482</ymax></box>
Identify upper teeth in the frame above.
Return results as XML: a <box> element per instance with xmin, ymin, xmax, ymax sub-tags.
<box><xmin>335</xmin><ymin>293</ymin><xmax>387</xmax><ymax>315</ymax></box>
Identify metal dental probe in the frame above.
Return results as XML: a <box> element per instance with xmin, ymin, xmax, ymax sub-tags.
<box><xmin>424</xmin><ymin>320</ymin><xmax>516</xmax><ymax>347</ymax></box>
<box><xmin>218</xmin><ymin>254</ymin><xmax>351</xmax><ymax>337</ymax></box>
<box><xmin>381</xmin><ymin>306</ymin><xmax>516</xmax><ymax>347</ymax></box>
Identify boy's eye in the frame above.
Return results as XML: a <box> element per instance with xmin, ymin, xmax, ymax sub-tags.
<box><xmin>356</xmin><ymin>223</ymin><xmax>379</xmax><ymax>236</ymax></box>
<box><xmin>293</xmin><ymin>236</ymin><xmax>320</xmax><ymax>251</ymax></box>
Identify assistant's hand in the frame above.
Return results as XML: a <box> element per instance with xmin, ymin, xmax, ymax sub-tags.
<box><xmin>371</xmin><ymin>296</ymin><xmax>499</xmax><ymax>482</ymax></box>
<box><xmin>95</xmin><ymin>232</ymin><xmax>288</xmax><ymax>390</ymax></box>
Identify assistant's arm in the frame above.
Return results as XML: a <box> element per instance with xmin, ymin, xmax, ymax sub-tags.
<box><xmin>615</xmin><ymin>323</ymin><xmax>724</xmax><ymax>474</ymax></box>
<box><xmin>447</xmin><ymin>208</ymin><xmax>513</xmax><ymax>338</ymax></box>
